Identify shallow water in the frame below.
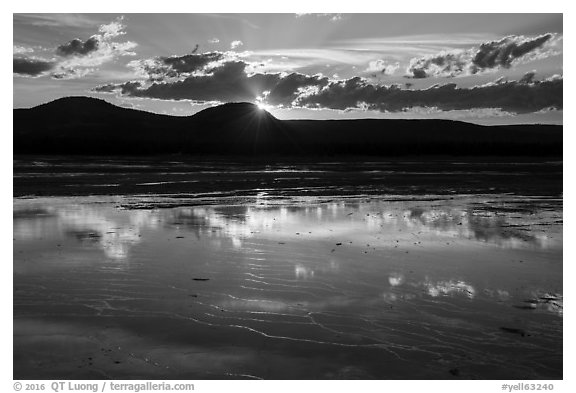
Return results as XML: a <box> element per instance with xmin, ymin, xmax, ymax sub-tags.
<box><xmin>13</xmin><ymin>157</ymin><xmax>562</xmax><ymax>198</ymax></box>
<box><xmin>13</xmin><ymin>192</ymin><xmax>562</xmax><ymax>379</ymax></box>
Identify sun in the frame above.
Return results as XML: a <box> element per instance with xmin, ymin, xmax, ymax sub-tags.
<box><xmin>256</xmin><ymin>102</ymin><xmax>273</xmax><ymax>113</ymax></box>
<box><xmin>255</xmin><ymin>94</ymin><xmax>271</xmax><ymax>112</ymax></box>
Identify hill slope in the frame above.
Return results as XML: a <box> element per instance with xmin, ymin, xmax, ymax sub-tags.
<box><xmin>13</xmin><ymin>97</ymin><xmax>562</xmax><ymax>157</ymax></box>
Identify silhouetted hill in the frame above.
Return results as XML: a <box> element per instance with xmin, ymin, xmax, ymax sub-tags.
<box><xmin>13</xmin><ymin>96</ymin><xmax>562</xmax><ymax>157</ymax></box>
<box><xmin>14</xmin><ymin>97</ymin><xmax>183</xmax><ymax>155</ymax></box>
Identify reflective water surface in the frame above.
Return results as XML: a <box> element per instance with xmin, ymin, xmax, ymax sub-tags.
<box><xmin>14</xmin><ymin>194</ymin><xmax>562</xmax><ymax>379</ymax></box>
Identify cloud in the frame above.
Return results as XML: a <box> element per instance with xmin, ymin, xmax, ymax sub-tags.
<box><xmin>295</xmin><ymin>13</ymin><xmax>344</xmax><ymax>22</ymax></box>
<box><xmin>297</xmin><ymin>74</ymin><xmax>562</xmax><ymax>114</ymax></box>
<box><xmin>94</xmin><ymin>59</ymin><xmax>329</xmax><ymax>106</ymax></box>
<box><xmin>208</xmin><ymin>38</ymin><xmax>220</xmax><ymax>44</ymax></box>
<box><xmin>230</xmin><ymin>40</ymin><xmax>244</xmax><ymax>50</ymax></box>
<box><xmin>51</xmin><ymin>67</ymin><xmax>93</xmax><ymax>79</ymax></box>
<box><xmin>472</xmin><ymin>34</ymin><xmax>554</xmax><ymax>70</ymax></box>
<box><xmin>406</xmin><ymin>33</ymin><xmax>560</xmax><ymax>78</ymax></box>
<box><xmin>127</xmin><ymin>52</ymin><xmax>225</xmax><ymax>81</ymax></box>
<box><xmin>56</xmin><ymin>36</ymin><xmax>101</xmax><ymax>56</ymax></box>
<box><xmin>93</xmin><ymin>53</ymin><xmax>562</xmax><ymax>114</ymax></box>
<box><xmin>519</xmin><ymin>71</ymin><xmax>536</xmax><ymax>84</ymax></box>
<box><xmin>365</xmin><ymin>59</ymin><xmax>400</xmax><ymax>75</ymax></box>
<box><xmin>13</xmin><ymin>57</ymin><xmax>55</xmax><ymax>77</ymax></box>
<box><xmin>13</xmin><ymin>17</ymin><xmax>136</xmax><ymax>79</ymax></box>
<box><xmin>406</xmin><ymin>50</ymin><xmax>471</xmax><ymax>78</ymax></box>
<box><xmin>98</xmin><ymin>17</ymin><xmax>126</xmax><ymax>39</ymax></box>
<box><xmin>13</xmin><ymin>45</ymin><xmax>34</xmax><ymax>55</ymax></box>
<box><xmin>95</xmin><ymin>60</ymin><xmax>278</xmax><ymax>102</ymax></box>
<box><xmin>94</xmin><ymin>81</ymin><xmax>143</xmax><ymax>95</ymax></box>
<box><xmin>265</xmin><ymin>72</ymin><xmax>329</xmax><ymax>106</ymax></box>
<box><xmin>55</xmin><ymin>17</ymin><xmax>129</xmax><ymax>57</ymax></box>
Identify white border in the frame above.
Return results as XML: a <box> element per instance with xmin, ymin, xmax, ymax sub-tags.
<box><xmin>4</xmin><ymin>2</ymin><xmax>572</xmax><ymax>392</ymax></box>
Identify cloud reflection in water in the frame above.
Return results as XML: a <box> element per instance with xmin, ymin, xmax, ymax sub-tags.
<box><xmin>13</xmin><ymin>196</ymin><xmax>560</xmax><ymax>264</ymax></box>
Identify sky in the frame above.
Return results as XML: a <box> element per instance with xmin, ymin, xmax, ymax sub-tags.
<box><xmin>13</xmin><ymin>13</ymin><xmax>563</xmax><ymax>125</ymax></box>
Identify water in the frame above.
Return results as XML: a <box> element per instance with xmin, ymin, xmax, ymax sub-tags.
<box><xmin>13</xmin><ymin>186</ymin><xmax>562</xmax><ymax>379</ymax></box>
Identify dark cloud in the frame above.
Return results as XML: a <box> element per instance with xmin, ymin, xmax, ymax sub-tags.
<box><xmin>56</xmin><ymin>36</ymin><xmax>101</xmax><ymax>57</ymax></box>
<box><xmin>130</xmin><ymin>52</ymin><xmax>225</xmax><ymax>81</ymax></box>
<box><xmin>163</xmin><ymin>53</ymin><xmax>218</xmax><ymax>73</ymax></box>
<box><xmin>472</xmin><ymin>34</ymin><xmax>553</xmax><ymax>70</ymax></box>
<box><xmin>94</xmin><ymin>55</ymin><xmax>562</xmax><ymax>114</ymax></box>
<box><xmin>50</xmin><ymin>22</ymin><xmax>136</xmax><ymax>79</ymax></box>
<box><xmin>92</xmin><ymin>83</ymin><xmax>118</xmax><ymax>93</ymax></box>
<box><xmin>297</xmin><ymin>75</ymin><xmax>562</xmax><ymax>114</ymax></box>
<box><xmin>101</xmin><ymin>61</ymin><xmax>275</xmax><ymax>101</ymax></box>
<box><xmin>407</xmin><ymin>51</ymin><xmax>470</xmax><ymax>79</ymax></box>
<box><xmin>95</xmin><ymin>60</ymin><xmax>329</xmax><ymax>106</ymax></box>
<box><xmin>13</xmin><ymin>57</ymin><xmax>55</xmax><ymax>76</ymax></box>
<box><xmin>265</xmin><ymin>73</ymin><xmax>329</xmax><ymax>105</ymax></box>
<box><xmin>94</xmin><ymin>81</ymin><xmax>143</xmax><ymax>95</ymax></box>
<box><xmin>406</xmin><ymin>33</ymin><xmax>558</xmax><ymax>78</ymax></box>
<box><xmin>13</xmin><ymin>18</ymin><xmax>135</xmax><ymax>80</ymax></box>
<box><xmin>519</xmin><ymin>71</ymin><xmax>537</xmax><ymax>84</ymax></box>
<box><xmin>51</xmin><ymin>67</ymin><xmax>92</xmax><ymax>80</ymax></box>
<box><xmin>295</xmin><ymin>77</ymin><xmax>377</xmax><ymax>110</ymax></box>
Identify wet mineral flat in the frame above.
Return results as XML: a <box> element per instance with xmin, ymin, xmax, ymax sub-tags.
<box><xmin>13</xmin><ymin>190</ymin><xmax>562</xmax><ymax>379</ymax></box>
